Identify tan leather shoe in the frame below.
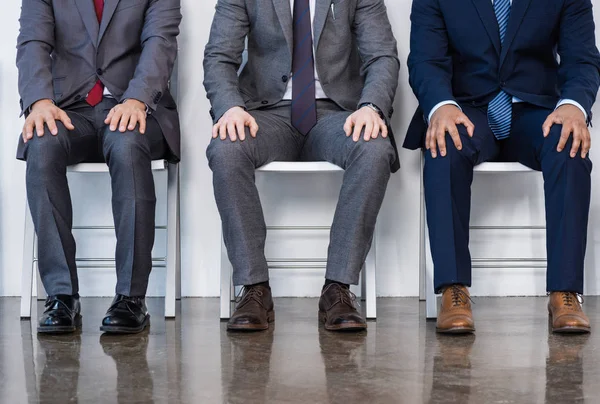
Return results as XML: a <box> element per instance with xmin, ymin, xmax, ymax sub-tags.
<box><xmin>436</xmin><ymin>285</ymin><xmax>475</xmax><ymax>334</ymax></box>
<box><xmin>548</xmin><ymin>292</ymin><xmax>590</xmax><ymax>334</ymax></box>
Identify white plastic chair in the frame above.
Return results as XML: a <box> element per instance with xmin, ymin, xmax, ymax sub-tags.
<box><xmin>219</xmin><ymin>161</ymin><xmax>378</xmax><ymax>320</ymax></box>
<box><xmin>420</xmin><ymin>158</ymin><xmax>546</xmax><ymax>319</ymax></box>
<box><xmin>20</xmin><ymin>160</ymin><xmax>181</xmax><ymax>319</ymax></box>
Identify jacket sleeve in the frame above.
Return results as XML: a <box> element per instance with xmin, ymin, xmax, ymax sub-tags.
<box><xmin>121</xmin><ymin>0</ymin><xmax>182</xmax><ymax>111</ymax></box>
<box><xmin>203</xmin><ymin>0</ymin><xmax>249</xmax><ymax>122</ymax></box>
<box><xmin>407</xmin><ymin>0</ymin><xmax>455</xmax><ymax>119</ymax></box>
<box><xmin>557</xmin><ymin>0</ymin><xmax>600</xmax><ymax>122</ymax></box>
<box><xmin>16</xmin><ymin>0</ymin><xmax>56</xmax><ymax>116</ymax></box>
<box><xmin>354</xmin><ymin>0</ymin><xmax>401</xmax><ymax>119</ymax></box>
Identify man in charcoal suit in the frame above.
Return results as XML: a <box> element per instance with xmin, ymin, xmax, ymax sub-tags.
<box><xmin>16</xmin><ymin>0</ymin><xmax>181</xmax><ymax>333</ymax></box>
<box><xmin>204</xmin><ymin>0</ymin><xmax>400</xmax><ymax>331</ymax></box>
<box><xmin>406</xmin><ymin>0</ymin><xmax>600</xmax><ymax>334</ymax></box>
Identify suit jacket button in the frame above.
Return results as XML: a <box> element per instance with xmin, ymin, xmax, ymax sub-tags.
<box><xmin>96</xmin><ymin>68</ymin><xmax>103</xmax><ymax>75</ymax></box>
<box><xmin>501</xmin><ymin>81</ymin><xmax>506</xmax><ymax>87</ymax></box>
<box><xmin>75</xmin><ymin>95</ymin><xmax>82</xmax><ymax>101</ymax></box>
<box><xmin>282</xmin><ymin>75</ymin><xmax>289</xmax><ymax>82</ymax></box>
<box><xmin>262</xmin><ymin>100</ymin><xmax>269</xmax><ymax>105</ymax></box>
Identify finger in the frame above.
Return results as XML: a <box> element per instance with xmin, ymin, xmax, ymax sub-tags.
<box><xmin>110</xmin><ymin>110</ymin><xmax>123</xmax><ymax>131</ymax></box>
<box><xmin>138</xmin><ymin>113</ymin><xmax>147</xmax><ymax>134</ymax></box>
<box><xmin>457</xmin><ymin>115</ymin><xmax>475</xmax><ymax>137</ymax></box>
<box><xmin>219</xmin><ymin>122</ymin><xmax>227</xmax><ymax>140</ymax></box>
<box><xmin>437</xmin><ymin>127</ymin><xmax>447</xmax><ymax>157</ymax></box>
<box><xmin>448</xmin><ymin>124</ymin><xmax>462</xmax><ymax>151</ymax></box>
<box><xmin>582</xmin><ymin>128</ymin><xmax>591</xmax><ymax>159</ymax></box>
<box><xmin>249</xmin><ymin>118</ymin><xmax>259</xmax><ymax>138</ymax></box>
<box><xmin>58</xmin><ymin>110</ymin><xmax>75</xmax><ymax>130</ymax></box>
<box><xmin>45</xmin><ymin>115</ymin><xmax>58</xmax><ymax>136</ymax></box>
<box><xmin>35</xmin><ymin>116</ymin><xmax>45</xmax><ymax>137</ymax></box>
<box><xmin>372</xmin><ymin>122</ymin><xmax>380</xmax><ymax>139</ymax></box>
<box><xmin>24</xmin><ymin>119</ymin><xmax>35</xmax><ymax>142</ymax></box>
<box><xmin>352</xmin><ymin>120</ymin><xmax>364</xmax><ymax>142</ymax></box>
<box><xmin>381</xmin><ymin>121</ymin><xmax>388</xmax><ymax>139</ymax></box>
<box><xmin>237</xmin><ymin>121</ymin><xmax>246</xmax><ymax>141</ymax></box>
<box><xmin>557</xmin><ymin>124</ymin><xmax>572</xmax><ymax>152</ymax></box>
<box><xmin>119</xmin><ymin>112</ymin><xmax>131</xmax><ymax>132</ymax></box>
<box><xmin>104</xmin><ymin>108</ymin><xmax>115</xmax><ymax>125</ymax></box>
<box><xmin>430</xmin><ymin>131</ymin><xmax>438</xmax><ymax>158</ymax></box>
<box><xmin>128</xmin><ymin>114</ymin><xmax>139</xmax><ymax>132</ymax></box>
<box><xmin>570</xmin><ymin>126</ymin><xmax>581</xmax><ymax>158</ymax></box>
<box><xmin>425</xmin><ymin>125</ymin><xmax>432</xmax><ymax>150</ymax></box>
<box><xmin>212</xmin><ymin>123</ymin><xmax>220</xmax><ymax>139</ymax></box>
<box><xmin>363</xmin><ymin>121</ymin><xmax>374</xmax><ymax>142</ymax></box>
<box><xmin>227</xmin><ymin>123</ymin><xmax>237</xmax><ymax>142</ymax></box>
<box><xmin>543</xmin><ymin>116</ymin><xmax>561</xmax><ymax>138</ymax></box>
<box><xmin>344</xmin><ymin>116</ymin><xmax>353</xmax><ymax>137</ymax></box>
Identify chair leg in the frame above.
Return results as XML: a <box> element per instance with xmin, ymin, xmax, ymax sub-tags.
<box><xmin>425</xmin><ymin>218</ymin><xmax>438</xmax><ymax>319</ymax></box>
<box><xmin>364</xmin><ymin>229</ymin><xmax>377</xmax><ymax>320</ymax></box>
<box><xmin>21</xmin><ymin>202</ymin><xmax>35</xmax><ymax>319</ymax></box>
<box><xmin>165</xmin><ymin>163</ymin><xmax>179</xmax><ymax>318</ymax></box>
<box><xmin>220</xmin><ymin>232</ymin><xmax>233</xmax><ymax>320</ymax></box>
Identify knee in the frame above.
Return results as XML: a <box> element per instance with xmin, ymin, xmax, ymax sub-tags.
<box><xmin>349</xmin><ymin>137</ymin><xmax>395</xmax><ymax>171</ymax></box>
<box><xmin>206</xmin><ymin>138</ymin><xmax>252</xmax><ymax>172</ymax></box>
<box><xmin>25</xmin><ymin>124</ymin><xmax>68</xmax><ymax>172</ymax></box>
<box><xmin>103</xmin><ymin>130</ymin><xmax>150</xmax><ymax>167</ymax></box>
<box><xmin>542</xmin><ymin>125</ymin><xmax>592</xmax><ymax>166</ymax></box>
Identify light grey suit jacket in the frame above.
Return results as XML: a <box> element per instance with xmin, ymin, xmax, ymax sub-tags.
<box><xmin>16</xmin><ymin>0</ymin><xmax>182</xmax><ymax>160</ymax></box>
<box><xmin>203</xmin><ymin>0</ymin><xmax>400</xmax><ymax>170</ymax></box>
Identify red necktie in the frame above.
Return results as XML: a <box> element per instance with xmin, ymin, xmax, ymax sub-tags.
<box><xmin>86</xmin><ymin>0</ymin><xmax>104</xmax><ymax>106</ymax></box>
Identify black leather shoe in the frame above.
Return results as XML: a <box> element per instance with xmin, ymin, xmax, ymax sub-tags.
<box><xmin>38</xmin><ymin>295</ymin><xmax>82</xmax><ymax>334</ymax></box>
<box><xmin>319</xmin><ymin>283</ymin><xmax>367</xmax><ymax>332</ymax></box>
<box><xmin>100</xmin><ymin>295</ymin><xmax>150</xmax><ymax>334</ymax></box>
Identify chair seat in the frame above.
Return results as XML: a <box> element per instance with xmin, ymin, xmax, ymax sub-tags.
<box><xmin>67</xmin><ymin>160</ymin><xmax>168</xmax><ymax>173</ymax></box>
<box><xmin>475</xmin><ymin>162</ymin><xmax>535</xmax><ymax>173</ymax></box>
<box><xmin>257</xmin><ymin>161</ymin><xmax>343</xmax><ymax>173</ymax></box>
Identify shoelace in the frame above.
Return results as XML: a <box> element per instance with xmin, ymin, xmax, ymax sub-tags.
<box><xmin>322</xmin><ymin>283</ymin><xmax>360</xmax><ymax>309</ymax></box>
<box><xmin>449</xmin><ymin>285</ymin><xmax>473</xmax><ymax>307</ymax></box>
<box><xmin>559</xmin><ymin>292</ymin><xmax>584</xmax><ymax>307</ymax></box>
<box><xmin>235</xmin><ymin>286</ymin><xmax>266</xmax><ymax>309</ymax></box>
<box><xmin>44</xmin><ymin>297</ymin><xmax>72</xmax><ymax>312</ymax></box>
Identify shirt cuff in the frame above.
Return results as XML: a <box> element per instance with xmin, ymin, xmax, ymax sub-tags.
<box><xmin>428</xmin><ymin>100</ymin><xmax>461</xmax><ymax>123</ymax></box>
<box><xmin>556</xmin><ymin>99</ymin><xmax>588</xmax><ymax>121</ymax></box>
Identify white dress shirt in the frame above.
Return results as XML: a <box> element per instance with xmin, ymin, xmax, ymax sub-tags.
<box><xmin>428</xmin><ymin>0</ymin><xmax>587</xmax><ymax>122</ymax></box>
<box><xmin>282</xmin><ymin>0</ymin><xmax>328</xmax><ymax>100</ymax></box>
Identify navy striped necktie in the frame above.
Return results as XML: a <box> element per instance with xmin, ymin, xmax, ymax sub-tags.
<box><xmin>488</xmin><ymin>0</ymin><xmax>512</xmax><ymax>140</ymax></box>
<box><xmin>291</xmin><ymin>0</ymin><xmax>317</xmax><ymax>135</ymax></box>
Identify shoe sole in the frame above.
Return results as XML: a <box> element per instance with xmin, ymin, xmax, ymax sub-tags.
<box><xmin>100</xmin><ymin>316</ymin><xmax>150</xmax><ymax>334</ymax></box>
<box><xmin>436</xmin><ymin>326</ymin><xmax>475</xmax><ymax>335</ymax></box>
<box><xmin>37</xmin><ymin>315</ymin><xmax>82</xmax><ymax>334</ymax></box>
<box><xmin>227</xmin><ymin>311</ymin><xmax>275</xmax><ymax>332</ymax></box>
<box><xmin>318</xmin><ymin>311</ymin><xmax>367</xmax><ymax>332</ymax></box>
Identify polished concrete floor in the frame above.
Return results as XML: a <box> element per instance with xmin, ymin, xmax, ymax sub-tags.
<box><xmin>0</xmin><ymin>297</ymin><xmax>599</xmax><ymax>403</ymax></box>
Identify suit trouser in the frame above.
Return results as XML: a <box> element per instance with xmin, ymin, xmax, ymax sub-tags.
<box><xmin>206</xmin><ymin>100</ymin><xmax>396</xmax><ymax>286</ymax></box>
<box><xmin>424</xmin><ymin>103</ymin><xmax>592</xmax><ymax>294</ymax></box>
<box><xmin>20</xmin><ymin>98</ymin><xmax>168</xmax><ymax>296</ymax></box>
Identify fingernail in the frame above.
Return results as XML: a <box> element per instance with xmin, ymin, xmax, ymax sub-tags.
<box><xmin>110</xmin><ymin>126</ymin><xmax>116</xmax><ymax>131</ymax></box>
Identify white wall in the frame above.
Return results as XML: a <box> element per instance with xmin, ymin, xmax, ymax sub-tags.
<box><xmin>0</xmin><ymin>1</ymin><xmax>599</xmax><ymax>297</ymax></box>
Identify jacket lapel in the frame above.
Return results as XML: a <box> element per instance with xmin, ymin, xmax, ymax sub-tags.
<box><xmin>499</xmin><ymin>0</ymin><xmax>533</xmax><ymax>67</ymax></box>
<box><xmin>470</xmin><ymin>0</ymin><xmax>501</xmax><ymax>55</ymax></box>
<box><xmin>313</xmin><ymin>0</ymin><xmax>333</xmax><ymax>50</ymax></box>
<box><xmin>75</xmin><ymin>0</ymin><xmax>100</xmax><ymax>47</ymax></box>
<box><xmin>272</xmin><ymin>0</ymin><xmax>293</xmax><ymax>56</ymax></box>
<box><xmin>98</xmin><ymin>0</ymin><xmax>120</xmax><ymax>46</ymax></box>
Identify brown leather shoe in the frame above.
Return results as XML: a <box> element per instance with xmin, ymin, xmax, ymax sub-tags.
<box><xmin>436</xmin><ymin>285</ymin><xmax>475</xmax><ymax>334</ymax></box>
<box><xmin>548</xmin><ymin>292</ymin><xmax>590</xmax><ymax>334</ymax></box>
<box><xmin>227</xmin><ymin>285</ymin><xmax>274</xmax><ymax>331</ymax></box>
<box><xmin>319</xmin><ymin>284</ymin><xmax>367</xmax><ymax>332</ymax></box>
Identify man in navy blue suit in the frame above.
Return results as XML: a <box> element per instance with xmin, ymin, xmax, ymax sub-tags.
<box><xmin>405</xmin><ymin>0</ymin><xmax>600</xmax><ymax>334</ymax></box>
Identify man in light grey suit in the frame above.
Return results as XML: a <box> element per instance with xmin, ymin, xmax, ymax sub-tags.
<box><xmin>204</xmin><ymin>0</ymin><xmax>400</xmax><ymax>332</ymax></box>
<box><xmin>16</xmin><ymin>0</ymin><xmax>181</xmax><ymax>334</ymax></box>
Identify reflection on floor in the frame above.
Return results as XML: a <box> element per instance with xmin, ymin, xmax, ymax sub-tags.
<box><xmin>1</xmin><ymin>297</ymin><xmax>598</xmax><ymax>403</ymax></box>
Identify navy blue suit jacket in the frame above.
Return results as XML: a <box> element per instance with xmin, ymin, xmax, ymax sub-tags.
<box><xmin>404</xmin><ymin>0</ymin><xmax>600</xmax><ymax>150</ymax></box>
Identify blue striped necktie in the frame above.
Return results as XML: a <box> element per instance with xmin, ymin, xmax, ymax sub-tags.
<box><xmin>291</xmin><ymin>0</ymin><xmax>317</xmax><ymax>135</ymax></box>
<box><xmin>488</xmin><ymin>0</ymin><xmax>512</xmax><ymax>140</ymax></box>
